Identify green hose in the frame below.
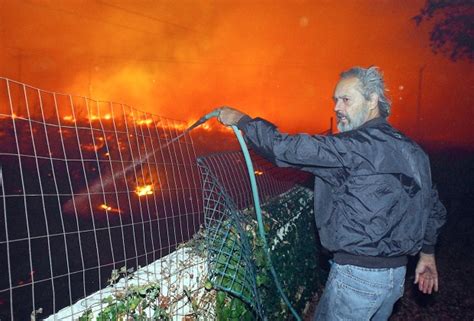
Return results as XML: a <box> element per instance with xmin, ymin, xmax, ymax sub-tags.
<box><xmin>188</xmin><ymin>110</ymin><xmax>302</xmax><ymax>320</ymax></box>
<box><xmin>231</xmin><ymin>125</ymin><xmax>302</xmax><ymax>321</ymax></box>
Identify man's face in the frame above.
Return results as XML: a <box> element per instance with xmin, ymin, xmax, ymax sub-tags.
<box><xmin>333</xmin><ymin>77</ymin><xmax>370</xmax><ymax>132</ymax></box>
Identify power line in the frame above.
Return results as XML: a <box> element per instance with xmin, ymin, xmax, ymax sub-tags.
<box><xmin>96</xmin><ymin>1</ymin><xmax>201</xmax><ymax>34</ymax></box>
<box><xmin>22</xmin><ymin>0</ymin><xmax>164</xmax><ymax>36</ymax></box>
<box><xmin>3</xmin><ymin>46</ymin><xmax>320</xmax><ymax>69</ymax></box>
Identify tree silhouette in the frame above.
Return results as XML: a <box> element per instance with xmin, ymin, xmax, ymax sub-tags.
<box><xmin>413</xmin><ymin>0</ymin><xmax>474</xmax><ymax>61</ymax></box>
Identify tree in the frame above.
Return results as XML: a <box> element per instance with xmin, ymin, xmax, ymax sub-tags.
<box><xmin>413</xmin><ymin>0</ymin><xmax>474</xmax><ymax>61</ymax></box>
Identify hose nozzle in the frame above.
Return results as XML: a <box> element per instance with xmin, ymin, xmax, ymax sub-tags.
<box><xmin>187</xmin><ymin>109</ymin><xmax>221</xmax><ymax>131</ymax></box>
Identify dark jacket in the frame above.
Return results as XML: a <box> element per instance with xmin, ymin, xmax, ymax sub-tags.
<box><xmin>237</xmin><ymin>116</ymin><xmax>447</xmax><ymax>268</ymax></box>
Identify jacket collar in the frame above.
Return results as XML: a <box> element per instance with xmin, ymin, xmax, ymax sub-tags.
<box><xmin>358</xmin><ymin>117</ymin><xmax>387</xmax><ymax>129</ymax></box>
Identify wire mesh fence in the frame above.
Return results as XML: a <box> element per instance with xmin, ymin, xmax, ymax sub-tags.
<box><xmin>197</xmin><ymin>151</ymin><xmax>311</xmax><ymax>319</ymax></box>
<box><xmin>0</xmin><ymin>78</ymin><xmax>203</xmax><ymax>320</ymax></box>
<box><xmin>0</xmin><ymin>77</ymin><xmax>320</xmax><ymax>320</ymax></box>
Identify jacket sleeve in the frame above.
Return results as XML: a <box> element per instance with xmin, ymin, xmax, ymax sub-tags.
<box><xmin>237</xmin><ymin>116</ymin><xmax>348</xmax><ymax>171</ymax></box>
<box><xmin>421</xmin><ymin>185</ymin><xmax>447</xmax><ymax>254</ymax></box>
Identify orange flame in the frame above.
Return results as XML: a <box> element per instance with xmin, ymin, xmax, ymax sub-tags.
<box><xmin>81</xmin><ymin>138</ymin><xmax>105</xmax><ymax>152</ymax></box>
<box><xmin>135</xmin><ymin>184</ymin><xmax>154</xmax><ymax>196</ymax></box>
<box><xmin>136</xmin><ymin>119</ymin><xmax>153</xmax><ymax>126</ymax></box>
<box><xmin>100</xmin><ymin>204</ymin><xmax>112</xmax><ymax>211</ymax></box>
<box><xmin>162</xmin><ymin>122</ymin><xmax>187</xmax><ymax>131</ymax></box>
<box><xmin>63</xmin><ymin>115</ymin><xmax>76</xmax><ymax>122</ymax></box>
<box><xmin>99</xmin><ymin>203</ymin><xmax>121</xmax><ymax>214</ymax></box>
<box><xmin>88</xmin><ymin>114</ymin><xmax>113</xmax><ymax>122</ymax></box>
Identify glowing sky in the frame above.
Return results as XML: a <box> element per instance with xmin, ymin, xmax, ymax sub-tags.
<box><xmin>0</xmin><ymin>0</ymin><xmax>472</xmax><ymax>147</ymax></box>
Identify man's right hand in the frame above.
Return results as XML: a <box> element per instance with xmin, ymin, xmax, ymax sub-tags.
<box><xmin>216</xmin><ymin>106</ymin><xmax>247</xmax><ymax>127</ymax></box>
<box><xmin>414</xmin><ymin>252</ymin><xmax>439</xmax><ymax>294</ymax></box>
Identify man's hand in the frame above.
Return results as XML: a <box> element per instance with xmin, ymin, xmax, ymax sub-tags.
<box><xmin>414</xmin><ymin>252</ymin><xmax>439</xmax><ymax>294</ymax></box>
<box><xmin>216</xmin><ymin>106</ymin><xmax>247</xmax><ymax>126</ymax></box>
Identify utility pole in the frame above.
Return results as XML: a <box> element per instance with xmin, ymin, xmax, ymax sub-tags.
<box><xmin>18</xmin><ymin>48</ymin><xmax>23</xmax><ymax>83</ymax></box>
<box><xmin>416</xmin><ymin>65</ymin><xmax>425</xmax><ymax>140</ymax></box>
<box><xmin>88</xmin><ymin>56</ymin><xmax>93</xmax><ymax>98</ymax></box>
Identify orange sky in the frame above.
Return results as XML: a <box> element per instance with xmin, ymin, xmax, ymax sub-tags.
<box><xmin>0</xmin><ymin>0</ymin><xmax>472</xmax><ymax>148</ymax></box>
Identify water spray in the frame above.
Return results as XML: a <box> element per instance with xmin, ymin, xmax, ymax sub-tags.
<box><xmin>62</xmin><ymin>110</ymin><xmax>222</xmax><ymax>214</ymax></box>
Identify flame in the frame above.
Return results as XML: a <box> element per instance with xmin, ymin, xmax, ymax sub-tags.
<box><xmin>254</xmin><ymin>170</ymin><xmax>264</xmax><ymax>176</ymax></box>
<box><xmin>159</xmin><ymin>118</ymin><xmax>216</xmax><ymax>132</ymax></box>
<box><xmin>81</xmin><ymin>144</ymin><xmax>101</xmax><ymax>152</ymax></box>
<box><xmin>81</xmin><ymin>136</ymin><xmax>105</xmax><ymax>151</ymax></box>
<box><xmin>88</xmin><ymin>114</ymin><xmax>113</xmax><ymax>122</ymax></box>
<box><xmin>135</xmin><ymin>184</ymin><xmax>154</xmax><ymax>196</ymax></box>
<box><xmin>162</xmin><ymin>122</ymin><xmax>188</xmax><ymax>131</ymax></box>
<box><xmin>100</xmin><ymin>204</ymin><xmax>111</xmax><ymax>211</ymax></box>
<box><xmin>200</xmin><ymin>123</ymin><xmax>211</xmax><ymax>131</ymax></box>
<box><xmin>185</xmin><ymin>118</ymin><xmax>231</xmax><ymax>133</ymax></box>
<box><xmin>99</xmin><ymin>204</ymin><xmax>121</xmax><ymax>214</ymax></box>
<box><xmin>136</xmin><ymin>119</ymin><xmax>153</xmax><ymax>126</ymax></box>
<box><xmin>63</xmin><ymin>115</ymin><xmax>76</xmax><ymax>122</ymax></box>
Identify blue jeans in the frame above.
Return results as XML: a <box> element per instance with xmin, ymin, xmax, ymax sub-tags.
<box><xmin>313</xmin><ymin>263</ymin><xmax>406</xmax><ymax>321</ymax></box>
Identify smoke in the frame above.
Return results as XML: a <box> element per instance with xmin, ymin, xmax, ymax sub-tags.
<box><xmin>1</xmin><ymin>1</ymin><xmax>473</xmax><ymax>146</ymax></box>
<box><xmin>0</xmin><ymin>0</ymin><xmax>333</xmax><ymax>133</ymax></box>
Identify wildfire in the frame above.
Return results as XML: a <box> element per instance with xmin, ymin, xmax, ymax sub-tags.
<box><xmin>60</xmin><ymin>112</ymin><xmax>227</xmax><ymax>135</ymax></box>
<box><xmin>135</xmin><ymin>184</ymin><xmax>154</xmax><ymax>196</ymax></box>
<box><xmin>254</xmin><ymin>170</ymin><xmax>264</xmax><ymax>176</ymax></box>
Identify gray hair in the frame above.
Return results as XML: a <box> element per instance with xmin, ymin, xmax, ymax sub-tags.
<box><xmin>340</xmin><ymin>66</ymin><xmax>391</xmax><ymax>118</ymax></box>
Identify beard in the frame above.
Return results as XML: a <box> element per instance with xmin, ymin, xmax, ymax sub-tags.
<box><xmin>336</xmin><ymin>104</ymin><xmax>369</xmax><ymax>132</ymax></box>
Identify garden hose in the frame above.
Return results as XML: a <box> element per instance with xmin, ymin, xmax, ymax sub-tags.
<box><xmin>188</xmin><ymin>110</ymin><xmax>302</xmax><ymax>320</ymax></box>
<box><xmin>231</xmin><ymin>125</ymin><xmax>302</xmax><ymax>321</ymax></box>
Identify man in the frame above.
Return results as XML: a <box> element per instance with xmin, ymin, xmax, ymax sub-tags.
<box><xmin>215</xmin><ymin>66</ymin><xmax>446</xmax><ymax>321</ymax></box>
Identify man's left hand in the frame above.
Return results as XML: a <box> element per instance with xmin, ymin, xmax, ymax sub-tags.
<box><xmin>414</xmin><ymin>252</ymin><xmax>439</xmax><ymax>294</ymax></box>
